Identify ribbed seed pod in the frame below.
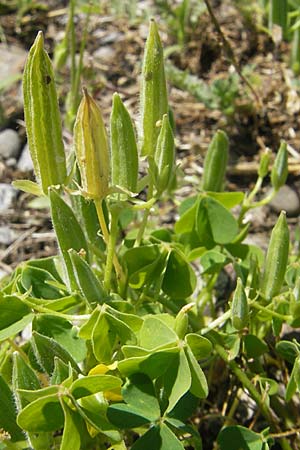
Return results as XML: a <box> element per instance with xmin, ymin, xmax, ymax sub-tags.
<box><xmin>110</xmin><ymin>93</ymin><xmax>138</xmax><ymax>193</ymax></box>
<box><xmin>74</xmin><ymin>89</ymin><xmax>109</xmax><ymax>200</ymax></box>
<box><xmin>260</xmin><ymin>211</ymin><xmax>290</xmax><ymax>302</ymax></box>
<box><xmin>154</xmin><ymin>114</ymin><xmax>175</xmax><ymax>193</ymax></box>
<box><xmin>201</xmin><ymin>130</ymin><xmax>229</xmax><ymax>192</ymax></box>
<box><xmin>49</xmin><ymin>188</ymin><xmax>89</xmax><ymax>291</ymax></box>
<box><xmin>271</xmin><ymin>141</ymin><xmax>288</xmax><ymax>191</ymax></box>
<box><xmin>23</xmin><ymin>31</ymin><xmax>67</xmax><ymax>194</ymax></box>
<box><xmin>231</xmin><ymin>278</ymin><xmax>249</xmax><ymax>330</ymax></box>
<box><xmin>258</xmin><ymin>148</ymin><xmax>271</xmax><ymax>178</ymax></box>
<box><xmin>140</xmin><ymin>18</ymin><xmax>168</xmax><ymax>157</ymax></box>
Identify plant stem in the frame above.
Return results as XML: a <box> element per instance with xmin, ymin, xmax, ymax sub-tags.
<box><xmin>94</xmin><ymin>198</ymin><xmax>110</xmax><ymax>244</ymax></box>
<box><xmin>104</xmin><ymin>208</ymin><xmax>119</xmax><ymax>292</ymax></box>
<box><xmin>251</xmin><ymin>301</ymin><xmax>292</xmax><ymax>321</ymax></box>
<box><xmin>94</xmin><ymin>198</ymin><xmax>124</xmax><ymax>291</ymax></box>
<box><xmin>215</xmin><ymin>343</ymin><xmax>293</xmax><ymax>450</ymax></box>
<box><xmin>201</xmin><ymin>310</ymin><xmax>231</xmax><ymax>335</ymax></box>
<box><xmin>134</xmin><ymin>181</ymin><xmax>154</xmax><ymax>247</ymax></box>
<box><xmin>7</xmin><ymin>338</ymin><xmax>29</xmax><ymax>363</ymax></box>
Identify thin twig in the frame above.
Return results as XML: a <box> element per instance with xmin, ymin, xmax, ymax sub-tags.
<box><xmin>203</xmin><ymin>0</ymin><xmax>262</xmax><ymax>108</ymax></box>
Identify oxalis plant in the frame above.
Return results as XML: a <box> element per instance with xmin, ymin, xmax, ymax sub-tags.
<box><xmin>0</xmin><ymin>18</ymin><xmax>299</xmax><ymax>450</ymax></box>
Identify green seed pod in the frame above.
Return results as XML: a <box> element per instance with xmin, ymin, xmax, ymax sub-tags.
<box><xmin>174</xmin><ymin>303</ymin><xmax>195</xmax><ymax>339</ymax></box>
<box><xmin>23</xmin><ymin>31</ymin><xmax>66</xmax><ymax>194</ymax></box>
<box><xmin>154</xmin><ymin>114</ymin><xmax>175</xmax><ymax>193</ymax></box>
<box><xmin>260</xmin><ymin>211</ymin><xmax>290</xmax><ymax>302</ymax></box>
<box><xmin>74</xmin><ymin>88</ymin><xmax>109</xmax><ymax>200</ymax></box>
<box><xmin>110</xmin><ymin>93</ymin><xmax>138</xmax><ymax>193</ymax></box>
<box><xmin>269</xmin><ymin>0</ymin><xmax>287</xmax><ymax>38</ymax></box>
<box><xmin>140</xmin><ymin>18</ymin><xmax>168</xmax><ymax>157</ymax></box>
<box><xmin>271</xmin><ymin>141</ymin><xmax>288</xmax><ymax>191</ymax></box>
<box><xmin>49</xmin><ymin>188</ymin><xmax>89</xmax><ymax>291</ymax></box>
<box><xmin>258</xmin><ymin>148</ymin><xmax>271</xmax><ymax>178</ymax></box>
<box><xmin>69</xmin><ymin>249</ymin><xmax>106</xmax><ymax>305</ymax></box>
<box><xmin>201</xmin><ymin>130</ymin><xmax>229</xmax><ymax>192</ymax></box>
<box><xmin>231</xmin><ymin>278</ymin><xmax>249</xmax><ymax>330</ymax></box>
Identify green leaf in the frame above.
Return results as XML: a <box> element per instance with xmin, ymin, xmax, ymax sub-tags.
<box><xmin>12</xmin><ymin>353</ymin><xmax>41</xmax><ymax>410</ymax></box>
<box><xmin>60</xmin><ymin>401</ymin><xmax>81</xmax><ymax>450</ymax></box>
<box><xmin>31</xmin><ymin>331</ymin><xmax>81</xmax><ymax>374</ymax></box>
<box><xmin>276</xmin><ymin>340</ymin><xmax>298</xmax><ymax>364</ymax></box>
<box><xmin>17</xmin><ymin>394</ymin><xmax>63</xmax><ymax>432</ymax></box>
<box><xmin>12</xmin><ymin>180</ymin><xmax>44</xmax><ymax>197</ymax></box>
<box><xmin>131</xmin><ymin>424</ymin><xmax>184</xmax><ymax>450</ymax></box>
<box><xmin>70</xmin><ymin>375</ymin><xmax>122</xmax><ymax>399</ymax></box>
<box><xmin>163</xmin><ymin>349</ymin><xmax>191</xmax><ymax>412</ymax></box>
<box><xmin>286</xmin><ymin>356</ymin><xmax>300</xmax><ymax>401</ymax></box>
<box><xmin>107</xmin><ymin>404</ymin><xmax>151</xmax><ymax>429</ymax></box>
<box><xmin>200</xmin><ymin>250</ymin><xmax>229</xmax><ymax>274</ymax></box>
<box><xmin>122</xmin><ymin>374</ymin><xmax>161</xmax><ymax>421</ymax></box>
<box><xmin>185</xmin><ymin>334</ymin><xmax>212</xmax><ymax>360</ymax></box>
<box><xmin>168</xmin><ymin>392</ymin><xmax>199</xmax><ymax>422</ymax></box>
<box><xmin>79</xmin><ymin>307</ymin><xmax>100</xmax><ymax>339</ymax></box>
<box><xmin>21</xmin><ymin>266</ymin><xmax>63</xmax><ymax>299</ymax></box>
<box><xmin>0</xmin><ymin>375</ymin><xmax>24</xmax><ymax>441</ymax></box>
<box><xmin>243</xmin><ymin>335</ymin><xmax>268</xmax><ymax>359</ymax></box>
<box><xmin>0</xmin><ymin>295</ymin><xmax>33</xmax><ymax>341</ymax></box>
<box><xmin>139</xmin><ymin>317</ymin><xmax>177</xmax><ymax>350</ymax></box>
<box><xmin>185</xmin><ymin>346</ymin><xmax>208</xmax><ymax>398</ymax></box>
<box><xmin>50</xmin><ymin>357</ymin><xmax>70</xmax><ymax>385</ymax></box>
<box><xmin>197</xmin><ymin>197</ymin><xmax>238</xmax><ymax>245</ymax></box>
<box><xmin>162</xmin><ymin>250</ymin><xmax>196</xmax><ymax>299</ymax></box>
<box><xmin>175</xmin><ymin>200</ymin><xmax>197</xmax><ymax>235</ymax></box>
<box><xmin>206</xmin><ymin>192</ymin><xmax>244</xmax><ymax>209</ymax></box>
<box><xmin>92</xmin><ymin>311</ymin><xmax>116</xmax><ymax>362</ymax></box>
<box><xmin>33</xmin><ymin>314</ymin><xmax>86</xmax><ymax>363</ymax></box>
<box><xmin>69</xmin><ymin>249</ymin><xmax>107</xmax><ymax>305</ymax></box>
<box><xmin>49</xmin><ymin>188</ymin><xmax>89</xmax><ymax>290</ymax></box>
<box><xmin>123</xmin><ymin>245</ymin><xmax>162</xmax><ymax>289</ymax></box>
<box><xmin>119</xmin><ymin>348</ymin><xmax>178</xmax><ymax>379</ymax></box>
<box><xmin>79</xmin><ymin>394</ymin><xmax>121</xmax><ymax>441</ymax></box>
<box><xmin>105</xmin><ymin>304</ymin><xmax>143</xmax><ymax>333</ymax></box>
<box><xmin>217</xmin><ymin>425</ymin><xmax>265</xmax><ymax>450</ymax></box>
<box><xmin>16</xmin><ymin>386</ymin><xmax>59</xmax><ymax>404</ymax></box>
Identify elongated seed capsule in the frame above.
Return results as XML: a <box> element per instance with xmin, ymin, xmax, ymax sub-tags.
<box><xmin>269</xmin><ymin>0</ymin><xmax>287</xmax><ymax>38</ymax></box>
<box><xmin>231</xmin><ymin>278</ymin><xmax>249</xmax><ymax>330</ymax></box>
<box><xmin>271</xmin><ymin>141</ymin><xmax>288</xmax><ymax>191</ymax></box>
<box><xmin>23</xmin><ymin>31</ymin><xmax>67</xmax><ymax>194</ymax></box>
<box><xmin>260</xmin><ymin>211</ymin><xmax>290</xmax><ymax>302</ymax></box>
<box><xmin>201</xmin><ymin>130</ymin><xmax>229</xmax><ymax>192</ymax></box>
<box><xmin>74</xmin><ymin>88</ymin><xmax>109</xmax><ymax>200</ymax></box>
<box><xmin>154</xmin><ymin>114</ymin><xmax>175</xmax><ymax>193</ymax></box>
<box><xmin>174</xmin><ymin>303</ymin><xmax>194</xmax><ymax>339</ymax></box>
<box><xmin>49</xmin><ymin>188</ymin><xmax>89</xmax><ymax>290</ymax></box>
<box><xmin>258</xmin><ymin>148</ymin><xmax>271</xmax><ymax>178</ymax></box>
<box><xmin>110</xmin><ymin>93</ymin><xmax>138</xmax><ymax>193</ymax></box>
<box><xmin>140</xmin><ymin>18</ymin><xmax>168</xmax><ymax>157</ymax></box>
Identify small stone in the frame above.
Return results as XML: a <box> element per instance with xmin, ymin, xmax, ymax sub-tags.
<box><xmin>270</xmin><ymin>185</ymin><xmax>300</xmax><ymax>217</ymax></box>
<box><xmin>0</xmin><ymin>184</ymin><xmax>17</xmax><ymax>212</ymax></box>
<box><xmin>0</xmin><ymin>226</ymin><xmax>17</xmax><ymax>245</ymax></box>
<box><xmin>0</xmin><ymin>129</ymin><xmax>21</xmax><ymax>160</ymax></box>
<box><xmin>17</xmin><ymin>143</ymin><xmax>34</xmax><ymax>172</ymax></box>
<box><xmin>6</xmin><ymin>157</ymin><xmax>17</xmax><ymax>167</ymax></box>
<box><xmin>93</xmin><ymin>46</ymin><xmax>116</xmax><ymax>63</ymax></box>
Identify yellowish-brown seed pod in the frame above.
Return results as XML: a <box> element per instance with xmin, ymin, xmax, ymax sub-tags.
<box><xmin>74</xmin><ymin>89</ymin><xmax>109</xmax><ymax>200</ymax></box>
